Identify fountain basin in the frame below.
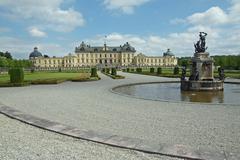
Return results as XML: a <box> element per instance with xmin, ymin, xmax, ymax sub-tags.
<box><xmin>112</xmin><ymin>82</ymin><xmax>240</xmax><ymax>105</ymax></box>
<box><xmin>181</xmin><ymin>80</ymin><xmax>224</xmax><ymax>91</ymax></box>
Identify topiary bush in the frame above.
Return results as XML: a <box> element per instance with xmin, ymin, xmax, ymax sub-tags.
<box><xmin>122</xmin><ymin>69</ymin><xmax>126</xmax><ymax>72</ymax></box>
<box><xmin>131</xmin><ymin>68</ymin><xmax>135</xmax><ymax>72</ymax></box>
<box><xmin>58</xmin><ymin>68</ymin><xmax>62</xmax><ymax>72</ymax></box>
<box><xmin>91</xmin><ymin>68</ymin><xmax>97</xmax><ymax>77</ymax></box>
<box><xmin>150</xmin><ymin>67</ymin><xmax>155</xmax><ymax>73</ymax></box>
<box><xmin>173</xmin><ymin>66</ymin><xmax>179</xmax><ymax>75</ymax></box>
<box><xmin>102</xmin><ymin>68</ymin><xmax>106</xmax><ymax>73</ymax></box>
<box><xmin>9</xmin><ymin>68</ymin><xmax>24</xmax><ymax>83</ymax></box>
<box><xmin>111</xmin><ymin>68</ymin><xmax>117</xmax><ymax>76</ymax></box>
<box><xmin>126</xmin><ymin>68</ymin><xmax>130</xmax><ymax>72</ymax></box>
<box><xmin>106</xmin><ymin>68</ymin><xmax>110</xmax><ymax>74</ymax></box>
<box><xmin>136</xmin><ymin>68</ymin><xmax>142</xmax><ymax>73</ymax></box>
<box><xmin>31</xmin><ymin>68</ymin><xmax>35</xmax><ymax>73</ymax></box>
<box><xmin>157</xmin><ymin>67</ymin><xmax>162</xmax><ymax>74</ymax></box>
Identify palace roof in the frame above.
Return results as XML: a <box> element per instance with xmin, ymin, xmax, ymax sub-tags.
<box><xmin>75</xmin><ymin>42</ymin><xmax>136</xmax><ymax>53</ymax></box>
<box><xmin>29</xmin><ymin>47</ymin><xmax>43</xmax><ymax>58</ymax></box>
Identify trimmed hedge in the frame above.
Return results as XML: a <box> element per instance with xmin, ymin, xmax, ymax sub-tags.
<box><xmin>157</xmin><ymin>67</ymin><xmax>162</xmax><ymax>74</ymax></box>
<box><xmin>91</xmin><ymin>68</ymin><xmax>97</xmax><ymax>77</ymax></box>
<box><xmin>111</xmin><ymin>68</ymin><xmax>117</xmax><ymax>76</ymax></box>
<box><xmin>136</xmin><ymin>68</ymin><xmax>142</xmax><ymax>73</ymax></box>
<box><xmin>106</xmin><ymin>68</ymin><xmax>110</xmax><ymax>74</ymax></box>
<box><xmin>150</xmin><ymin>67</ymin><xmax>155</xmax><ymax>73</ymax></box>
<box><xmin>9</xmin><ymin>68</ymin><xmax>24</xmax><ymax>83</ymax></box>
<box><xmin>173</xmin><ymin>66</ymin><xmax>179</xmax><ymax>75</ymax></box>
<box><xmin>131</xmin><ymin>68</ymin><xmax>135</xmax><ymax>72</ymax></box>
<box><xmin>126</xmin><ymin>68</ymin><xmax>130</xmax><ymax>72</ymax></box>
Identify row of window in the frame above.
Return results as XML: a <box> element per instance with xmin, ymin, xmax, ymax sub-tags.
<box><xmin>37</xmin><ymin>58</ymin><xmax>134</xmax><ymax>64</ymax></box>
<box><xmin>76</xmin><ymin>53</ymin><xmax>134</xmax><ymax>58</ymax></box>
<box><xmin>137</xmin><ymin>58</ymin><xmax>175</xmax><ymax>63</ymax></box>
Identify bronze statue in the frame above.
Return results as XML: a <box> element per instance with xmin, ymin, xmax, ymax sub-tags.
<box><xmin>218</xmin><ymin>67</ymin><xmax>225</xmax><ymax>80</ymax></box>
<box><xmin>181</xmin><ymin>66</ymin><xmax>186</xmax><ymax>80</ymax></box>
<box><xmin>194</xmin><ymin>32</ymin><xmax>208</xmax><ymax>53</ymax></box>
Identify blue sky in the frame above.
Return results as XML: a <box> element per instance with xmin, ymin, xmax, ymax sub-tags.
<box><xmin>0</xmin><ymin>0</ymin><xmax>239</xmax><ymax>58</ymax></box>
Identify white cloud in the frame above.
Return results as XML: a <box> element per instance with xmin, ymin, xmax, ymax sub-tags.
<box><xmin>186</xmin><ymin>7</ymin><xmax>229</xmax><ymax>26</ymax></box>
<box><xmin>103</xmin><ymin>0</ymin><xmax>151</xmax><ymax>14</ymax></box>
<box><xmin>0</xmin><ymin>0</ymin><xmax>85</xmax><ymax>32</ymax></box>
<box><xmin>0</xmin><ymin>36</ymin><xmax>70</xmax><ymax>59</ymax></box>
<box><xmin>28</xmin><ymin>27</ymin><xmax>47</xmax><ymax>37</ymax></box>
<box><xmin>175</xmin><ymin>0</ymin><xmax>240</xmax><ymax>26</ymax></box>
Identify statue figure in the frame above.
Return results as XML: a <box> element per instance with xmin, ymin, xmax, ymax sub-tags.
<box><xmin>189</xmin><ymin>67</ymin><xmax>199</xmax><ymax>81</ymax></box>
<box><xmin>181</xmin><ymin>66</ymin><xmax>187</xmax><ymax>80</ymax></box>
<box><xmin>194</xmin><ymin>32</ymin><xmax>208</xmax><ymax>53</ymax></box>
<box><xmin>218</xmin><ymin>67</ymin><xmax>225</xmax><ymax>81</ymax></box>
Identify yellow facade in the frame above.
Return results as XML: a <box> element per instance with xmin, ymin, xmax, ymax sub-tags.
<box><xmin>133</xmin><ymin>53</ymin><xmax>177</xmax><ymax>67</ymax></box>
<box><xmin>30</xmin><ymin>43</ymin><xmax>177</xmax><ymax>68</ymax></box>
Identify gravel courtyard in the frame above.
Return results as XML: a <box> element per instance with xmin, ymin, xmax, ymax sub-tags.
<box><xmin>0</xmin><ymin>72</ymin><xmax>240</xmax><ymax>158</ymax></box>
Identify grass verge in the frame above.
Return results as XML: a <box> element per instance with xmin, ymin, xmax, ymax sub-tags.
<box><xmin>0</xmin><ymin>72</ymin><xmax>100</xmax><ymax>87</ymax></box>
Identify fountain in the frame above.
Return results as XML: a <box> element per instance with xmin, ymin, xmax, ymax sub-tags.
<box><xmin>181</xmin><ymin>32</ymin><xmax>224</xmax><ymax>91</ymax></box>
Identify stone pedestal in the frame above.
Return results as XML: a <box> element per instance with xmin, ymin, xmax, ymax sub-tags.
<box><xmin>191</xmin><ymin>52</ymin><xmax>214</xmax><ymax>80</ymax></box>
<box><xmin>181</xmin><ymin>52</ymin><xmax>223</xmax><ymax>91</ymax></box>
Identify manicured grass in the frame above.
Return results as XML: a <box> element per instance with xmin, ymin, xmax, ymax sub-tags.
<box><xmin>124</xmin><ymin>67</ymin><xmax>240</xmax><ymax>79</ymax></box>
<box><xmin>0</xmin><ymin>71</ymin><xmax>99</xmax><ymax>86</ymax></box>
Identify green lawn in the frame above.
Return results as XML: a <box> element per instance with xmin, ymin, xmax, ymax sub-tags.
<box><xmin>125</xmin><ymin>67</ymin><xmax>240</xmax><ymax>79</ymax></box>
<box><xmin>0</xmin><ymin>72</ymin><xmax>88</xmax><ymax>83</ymax></box>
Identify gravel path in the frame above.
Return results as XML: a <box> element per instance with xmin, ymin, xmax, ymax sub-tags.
<box><xmin>0</xmin><ymin>114</ymin><xmax>179</xmax><ymax>160</ymax></box>
<box><xmin>0</xmin><ymin>72</ymin><xmax>239</xmax><ymax>155</ymax></box>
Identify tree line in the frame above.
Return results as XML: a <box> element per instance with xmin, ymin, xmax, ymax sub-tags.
<box><xmin>0</xmin><ymin>51</ymin><xmax>33</xmax><ymax>68</ymax></box>
<box><xmin>178</xmin><ymin>55</ymin><xmax>240</xmax><ymax>70</ymax></box>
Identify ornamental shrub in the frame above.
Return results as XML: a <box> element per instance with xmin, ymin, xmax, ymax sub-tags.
<box><xmin>106</xmin><ymin>68</ymin><xmax>110</xmax><ymax>74</ymax></box>
<box><xmin>126</xmin><ymin>68</ymin><xmax>130</xmax><ymax>72</ymax></box>
<box><xmin>136</xmin><ymin>68</ymin><xmax>142</xmax><ymax>73</ymax></box>
<box><xmin>9</xmin><ymin>68</ymin><xmax>24</xmax><ymax>83</ymax></box>
<box><xmin>102</xmin><ymin>68</ymin><xmax>106</xmax><ymax>72</ymax></box>
<box><xmin>157</xmin><ymin>67</ymin><xmax>162</xmax><ymax>74</ymax></box>
<box><xmin>131</xmin><ymin>68</ymin><xmax>135</xmax><ymax>72</ymax></box>
<box><xmin>111</xmin><ymin>68</ymin><xmax>117</xmax><ymax>76</ymax></box>
<box><xmin>150</xmin><ymin>67</ymin><xmax>155</xmax><ymax>73</ymax></box>
<box><xmin>173</xmin><ymin>66</ymin><xmax>179</xmax><ymax>75</ymax></box>
<box><xmin>30</xmin><ymin>68</ymin><xmax>35</xmax><ymax>73</ymax></box>
<box><xmin>91</xmin><ymin>68</ymin><xmax>97</xmax><ymax>77</ymax></box>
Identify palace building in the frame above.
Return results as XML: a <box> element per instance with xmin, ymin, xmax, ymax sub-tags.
<box><xmin>29</xmin><ymin>42</ymin><xmax>177</xmax><ymax>69</ymax></box>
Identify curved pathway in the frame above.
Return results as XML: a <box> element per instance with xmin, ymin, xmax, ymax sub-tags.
<box><xmin>0</xmin><ymin>72</ymin><xmax>240</xmax><ymax>159</ymax></box>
